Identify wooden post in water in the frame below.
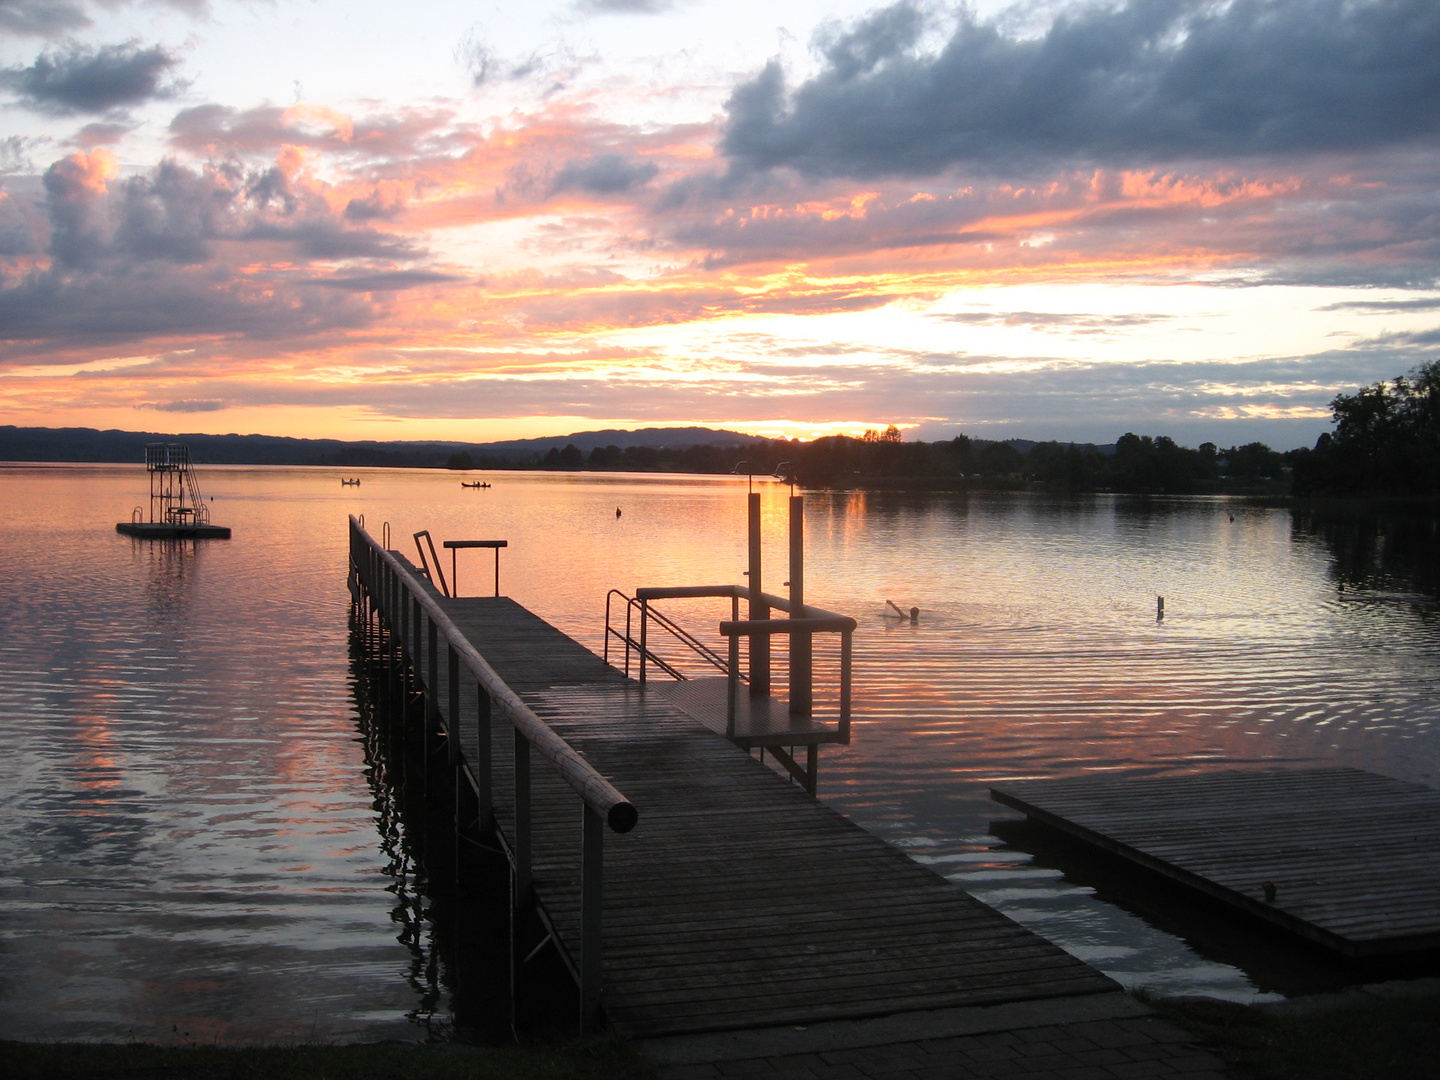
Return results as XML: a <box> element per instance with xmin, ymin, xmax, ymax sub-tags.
<box><xmin>748</xmin><ymin>492</ymin><xmax>770</xmax><ymax>694</ymax></box>
<box><xmin>789</xmin><ymin>494</ymin><xmax>812</xmax><ymax>716</ymax></box>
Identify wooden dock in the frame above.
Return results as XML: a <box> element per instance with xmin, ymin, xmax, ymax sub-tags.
<box><xmin>350</xmin><ymin>518</ymin><xmax>1120</xmax><ymax>1042</ymax></box>
<box><xmin>991</xmin><ymin>768</ymin><xmax>1440</xmax><ymax>958</ymax></box>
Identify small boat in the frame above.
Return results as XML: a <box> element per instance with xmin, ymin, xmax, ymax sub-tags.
<box><xmin>341</xmin><ymin>478</ymin><xmax>361</xmax><ymax>486</ymax></box>
<box><xmin>461</xmin><ymin>481</ymin><xmax>491</xmax><ymax>489</ymax></box>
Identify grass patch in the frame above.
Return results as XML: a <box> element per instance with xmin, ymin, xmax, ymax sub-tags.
<box><xmin>1150</xmin><ymin>991</ymin><xmax>1440</xmax><ymax>1080</ymax></box>
<box><xmin>1</xmin><ymin>1035</ymin><xmax>656</xmax><ymax>1080</ymax></box>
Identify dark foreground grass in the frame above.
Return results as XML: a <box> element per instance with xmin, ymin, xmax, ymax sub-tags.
<box><xmin>0</xmin><ymin>1035</ymin><xmax>656</xmax><ymax>1080</ymax></box>
<box><xmin>1150</xmin><ymin>990</ymin><xmax>1440</xmax><ymax>1080</ymax></box>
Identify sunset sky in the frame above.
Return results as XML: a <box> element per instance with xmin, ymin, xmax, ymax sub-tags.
<box><xmin>3</xmin><ymin>0</ymin><xmax>1439</xmax><ymax>449</ymax></box>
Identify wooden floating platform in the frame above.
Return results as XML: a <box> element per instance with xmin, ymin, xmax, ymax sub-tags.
<box><xmin>408</xmin><ymin>582</ymin><xmax>1118</xmax><ymax>1040</ymax></box>
<box><xmin>116</xmin><ymin>521</ymin><xmax>231</xmax><ymax>539</ymax></box>
<box><xmin>991</xmin><ymin>768</ymin><xmax>1440</xmax><ymax>958</ymax></box>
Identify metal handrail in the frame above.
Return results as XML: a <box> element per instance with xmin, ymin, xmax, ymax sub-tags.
<box><xmin>604</xmin><ymin>590</ymin><xmax>689</xmax><ymax>680</ymax></box>
<box><xmin>412</xmin><ymin>530</ymin><xmax>449</xmax><ymax>597</ymax></box>
<box><xmin>719</xmin><ymin>614</ymin><xmax>855</xmax><ymax>741</ymax></box>
<box><xmin>354</xmin><ymin>516</ymin><xmax>635</xmax><ymax>832</ymax></box>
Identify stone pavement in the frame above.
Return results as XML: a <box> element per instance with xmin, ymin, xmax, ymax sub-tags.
<box><xmin>639</xmin><ymin>993</ymin><xmax>1227</xmax><ymax>1080</ymax></box>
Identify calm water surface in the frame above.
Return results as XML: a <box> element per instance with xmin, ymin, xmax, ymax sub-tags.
<box><xmin>2</xmin><ymin>464</ymin><xmax>1438</xmax><ymax>1040</ymax></box>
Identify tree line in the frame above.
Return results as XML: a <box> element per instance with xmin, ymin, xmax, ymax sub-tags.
<box><xmin>532</xmin><ymin>363</ymin><xmax>1440</xmax><ymax>499</ymax></box>
<box><xmin>521</xmin><ymin>426</ymin><xmax>1295</xmax><ymax>495</ymax></box>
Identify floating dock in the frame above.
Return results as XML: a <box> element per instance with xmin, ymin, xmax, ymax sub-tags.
<box><xmin>349</xmin><ymin>517</ymin><xmax>1123</xmax><ymax>1043</ymax></box>
<box><xmin>116</xmin><ymin>521</ymin><xmax>231</xmax><ymax>539</ymax></box>
<box><xmin>116</xmin><ymin>443</ymin><xmax>229</xmax><ymax>539</ymax></box>
<box><xmin>991</xmin><ymin>768</ymin><xmax>1440</xmax><ymax>958</ymax></box>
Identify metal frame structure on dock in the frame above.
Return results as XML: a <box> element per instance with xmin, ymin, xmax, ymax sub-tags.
<box><xmin>603</xmin><ymin>490</ymin><xmax>855</xmax><ymax>794</ymax></box>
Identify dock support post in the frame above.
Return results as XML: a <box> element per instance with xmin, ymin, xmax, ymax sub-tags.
<box><xmin>748</xmin><ymin>492</ymin><xmax>771</xmax><ymax>694</ymax></box>
<box><xmin>513</xmin><ymin>731</ymin><xmax>532</xmax><ymax>906</ymax></box>
<box><xmin>447</xmin><ymin>645</ymin><xmax>460</xmax><ymax>766</ymax></box>
<box><xmin>580</xmin><ymin>804</ymin><xmax>604</xmax><ymax>1034</ymax></box>
<box><xmin>839</xmin><ymin>629</ymin><xmax>852</xmax><ymax>743</ymax></box>
<box><xmin>426</xmin><ymin>617</ymin><xmax>438</xmax><ymax>799</ymax></box>
<box><xmin>789</xmin><ymin>494</ymin><xmax>812</xmax><ymax>716</ymax></box>
<box><xmin>411</xmin><ymin>597</ymin><xmax>421</xmax><ymax>692</ymax></box>
<box><xmin>475</xmin><ymin>689</ymin><xmax>493</xmax><ymax>833</ymax></box>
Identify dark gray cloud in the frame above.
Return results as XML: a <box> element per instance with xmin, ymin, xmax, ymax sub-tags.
<box><xmin>723</xmin><ymin>0</ymin><xmax>1440</xmax><ymax>178</ymax></box>
<box><xmin>308</xmin><ymin>271</ymin><xmax>467</xmax><ymax>292</ymax></box>
<box><xmin>1</xmin><ymin>151</ymin><xmax>448</xmax><ymax>353</ymax></box>
<box><xmin>144</xmin><ymin>398</ymin><xmax>228</xmax><ymax>412</ymax></box>
<box><xmin>1321</xmin><ymin>297</ymin><xmax>1440</xmax><ymax>313</ymax></box>
<box><xmin>3</xmin><ymin>41</ymin><xmax>185</xmax><ymax>115</ymax></box>
<box><xmin>0</xmin><ymin>0</ymin><xmax>89</xmax><ymax>37</ymax></box>
<box><xmin>0</xmin><ymin>0</ymin><xmax>207</xmax><ymax>38</ymax></box>
<box><xmin>550</xmin><ymin>153</ymin><xmax>658</xmax><ymax>195</ymax></box>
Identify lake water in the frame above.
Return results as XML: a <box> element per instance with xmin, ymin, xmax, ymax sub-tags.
<box><xmin>2</xmin><ymin>463</ymin><xmax>1438</xmax><ymax>1042</ymax></box>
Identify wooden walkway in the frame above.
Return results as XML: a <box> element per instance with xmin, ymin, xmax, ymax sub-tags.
<box><xmin>408</xmin><ymin>586</ymin><xmax>1118</xmax><ymax>1040</ymax></box>
<box><xmin>991</xmin><ymin>768</ymin><xmax>1440</xmax><ymax>958</ymax></box>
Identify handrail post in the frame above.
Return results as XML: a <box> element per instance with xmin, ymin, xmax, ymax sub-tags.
<box><xmin>580</xmin><ymin>804</ymin><xmax>604</xmax><ymax>1034</ymax></box>
<box><xmin>789</xmin><ymin>494</ymin><xmax>812</xmax><ymax>716</ymax></box>
<box><xmin>748</xmin><ymin>492</ymin><xmax>770</xmax><ymax>694</ymax></box>
<box><xmin>638</xmin><ymin>599</ymin><xmax>648</xmax><ymax>685</ymax></box>
<box><xmin>726</xmin><ymin>633</ymin><xmax>739</xmax><ymax>737</ymax></box>
<box><xmin>625</xmin><ymin>599</ymin><xmax>635</xmax><ymax>678</ymax></box>
<box><xmin>513</xmin><ymin>731</ymin><xmax>532</xmax><ymax>906</ymax></box>
<box><xmin>447</xmin><ymin>644</ymin><xmax>460</xmax><ymax>766</ymax></box>
<box><xmin>476</xmin><ymin>687</ymin><xmax>493</xmax><ymax>832</ymax></box>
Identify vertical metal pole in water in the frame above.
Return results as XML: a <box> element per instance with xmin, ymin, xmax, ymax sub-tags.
<box><xmin>748</xmin><ymin>492</ymin><xmax>770</xmax><ymax>694</ymax></box>
<box><xmin>839</xmin><ymin>629</ymin><xmax>852</xmax><ymax>743</ymax></box>
<box><xmin>579</xmin><ymin>804</ymin><xmax>604</xmax><ymax>1034</ymax></box>
<box><xmin>789</xmin><ymin>494</ymin><xmax>812</xmax><ymax>716</ymax></box>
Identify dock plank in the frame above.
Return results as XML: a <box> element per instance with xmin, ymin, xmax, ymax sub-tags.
<box><xmin>991</xmin><ymin>768</ymin><xmax>1440</xmax><ymax>957</ymax></box>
